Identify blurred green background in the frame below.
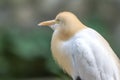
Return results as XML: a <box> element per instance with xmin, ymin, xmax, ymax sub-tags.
<box><xmin>0</xmin><ymin>0</ymin><xmax>120</xmax><ymax>80</ymax></box>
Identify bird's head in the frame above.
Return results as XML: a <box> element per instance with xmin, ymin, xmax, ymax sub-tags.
<box><xmin>38</xmin><ymin>11</ymin><xmax>85</xmax><ymax>30</ymax></box>
<box><xmin>38</xmin><ymin>11</ymin><xmax>86</xmax><ymax>40</ymax></box>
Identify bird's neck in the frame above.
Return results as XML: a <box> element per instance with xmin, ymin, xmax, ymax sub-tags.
<box><xmin>57</xmin><ymin>23</ymin><xmax>86</xmax><ymax>41</ymax></box>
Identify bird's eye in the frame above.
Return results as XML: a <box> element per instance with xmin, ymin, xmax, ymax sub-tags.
<box><xmin>56</xmin><ymin>19</ymin><xmax>60</xmax><ymax>23</ymax></box>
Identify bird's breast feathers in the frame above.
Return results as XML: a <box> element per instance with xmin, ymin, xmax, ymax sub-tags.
<box><xmin>51</xmin><ymin>28</ymin><xmax>120</xmax><ymax>80</ymax></box>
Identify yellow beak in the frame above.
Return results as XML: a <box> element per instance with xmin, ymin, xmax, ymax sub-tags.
<box><xmin>38</xmin><ymin>20</ymin><xmax>56</xmax><ymax>26</ymax></box>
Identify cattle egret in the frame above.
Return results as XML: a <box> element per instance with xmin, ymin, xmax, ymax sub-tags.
<box><xmin>38</xmin><ymin>11</ymin><xmax>120</xmax><ymax>80</ymax></box>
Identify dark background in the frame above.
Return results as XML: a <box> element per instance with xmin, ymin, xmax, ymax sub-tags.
<box><xmin>0</xmin><ymin>0</ymin><xmax>120</xmax><ymax>80</ymax></box>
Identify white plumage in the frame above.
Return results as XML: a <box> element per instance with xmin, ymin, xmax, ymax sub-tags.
<box><xmin>52</xmin><ymin>28</ymin><xmax>120</xmax><ymax>80</ymax></box>
<box><xmin>38</xmin><ymin>11</ymin><xmax>120</xmax><ymax>80</ymax></box>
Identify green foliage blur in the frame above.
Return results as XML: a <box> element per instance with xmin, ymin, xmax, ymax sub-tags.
<box><xmin>0</xmin><ymin>0</ymin><xmax>120</xmax><ymax>79</ymax></box>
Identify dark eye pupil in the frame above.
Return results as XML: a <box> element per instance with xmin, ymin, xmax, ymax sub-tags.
<box><xmin>57</xmin><ymin>19</ymin><xmax>60</xmax><ymax>22</ymax></box>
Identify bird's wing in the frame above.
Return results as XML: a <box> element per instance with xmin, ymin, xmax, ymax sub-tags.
<box><xmin>72</xmin><ymin>28</ymin><xmax>120</xmax><ymax>80</ymax></box>
<box><xmin>73</xmin><ymin>38</ymin><xmax>101</xmax><ymax>80</ymax></box>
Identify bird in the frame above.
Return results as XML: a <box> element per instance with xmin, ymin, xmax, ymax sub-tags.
<box><xmin>38</xmin><ymin>11</ymin><xmax>120</xmax><ymax>80</ymax></box>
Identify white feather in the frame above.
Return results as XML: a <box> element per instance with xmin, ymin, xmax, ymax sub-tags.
<box><xmin>57</xmin><ymin>28</ymin><xmax>120</xmax><ymax>80</ymax></box>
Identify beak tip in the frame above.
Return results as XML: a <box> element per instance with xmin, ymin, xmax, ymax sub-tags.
<box><xmin>38</xmin><ymin>23</ymin><xmax>42</xmax><ymax>26</ymax></box>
